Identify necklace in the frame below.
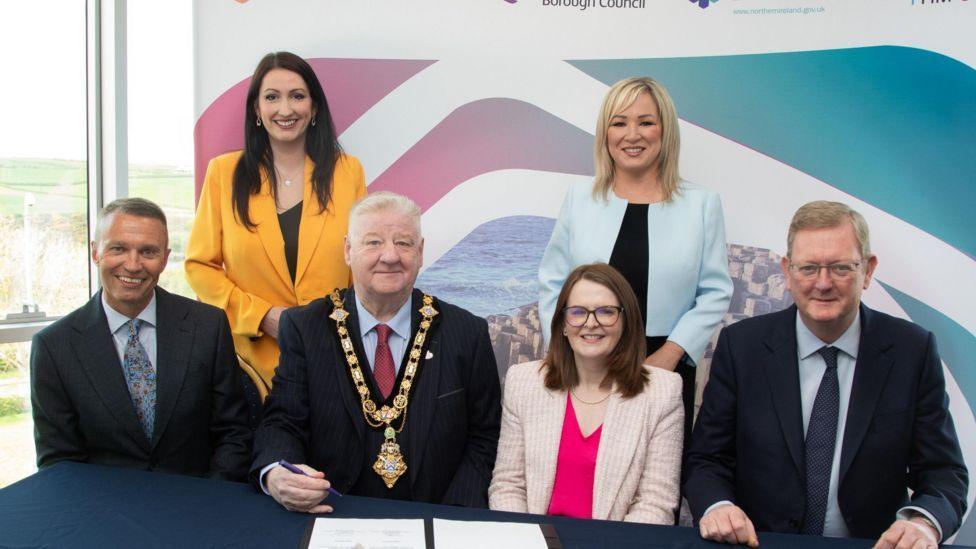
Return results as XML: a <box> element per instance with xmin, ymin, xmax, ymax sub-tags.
<box><xmin>274</xmin><ymin>163</ymin><xmax>302</xmax><ymax>188</ymax></box>
<box><xmin>571</xmin><ymin>388</ymin><xmax>612</xmax><ymax>405</ymax></box>
<box><xmin>328</xmin><ymin>289</ymin><xmax>439</xmax><ymax>489</ymax></box>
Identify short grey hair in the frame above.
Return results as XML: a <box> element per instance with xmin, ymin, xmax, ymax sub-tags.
<box><xmin>787</xmin><ymin>200</ymin><xmax>871</xmax><ymax>260</ymax></box>
<box><xmin>94</xmin><ymin>197</ymin><xmax>168</xmax><ymax>243</ymax></box>
<box><xmin>347</xmin><ymin>192</ymin><xmax>422</xmax><ymax>239</ymax></box>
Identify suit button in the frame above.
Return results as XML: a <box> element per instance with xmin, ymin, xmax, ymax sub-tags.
<box><xmin>788</xmin><ymin>518</ymin><xmax>800</xmax><ymax>529</ymax></box>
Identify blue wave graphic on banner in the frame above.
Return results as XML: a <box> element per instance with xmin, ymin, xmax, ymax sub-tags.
<box><xmin>569</xmin><ymin>46</ymin><xmax>976</xmax><ymax>258</ymax></box>
<box><xmin>879</xmin><ymin>281</ymin><xmax>976</xmax><ymax>543</ymax></box>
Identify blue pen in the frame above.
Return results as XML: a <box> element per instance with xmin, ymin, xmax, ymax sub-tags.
<box><xmin>278</xmin><ymin>459</ymin><xmax>343</xmax><ymax>497</ymax></box>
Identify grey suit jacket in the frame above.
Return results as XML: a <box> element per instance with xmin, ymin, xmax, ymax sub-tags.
<box><xmin>30</xmin><ymin>287</ymin><xmax>252</xmax><ymax>481</ymax></box>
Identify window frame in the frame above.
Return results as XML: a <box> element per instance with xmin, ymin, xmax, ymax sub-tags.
<box><xmin>0</xmin><ymin>0</ymin><xmax>127</xmax><ymax>344</ymax></box>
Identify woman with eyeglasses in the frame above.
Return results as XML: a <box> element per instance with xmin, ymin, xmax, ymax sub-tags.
<box><xmin>489</xmin><ymin>263</ymin><xmax>683</xmax><ymax>524</ymax></box>
<box><xmin>538</xmin><ymin>77</ymin><xmax>732</xmax><ymax>446</ymax></box>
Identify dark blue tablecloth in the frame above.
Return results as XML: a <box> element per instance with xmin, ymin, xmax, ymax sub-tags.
<box><xmin>0</xmin><ymin>462</ymin><xmax>960</xmax><ymax>548</ymax></box>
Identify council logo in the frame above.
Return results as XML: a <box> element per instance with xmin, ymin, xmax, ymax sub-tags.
<box><xmin>691</xmin><ymin>0</ymin><xmax>719</xmax><ymax>7</ymax></box>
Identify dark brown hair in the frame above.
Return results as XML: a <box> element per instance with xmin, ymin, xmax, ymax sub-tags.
<box><xmin>233</xmin><ymin>51</ymin><xmax>342</xmax><ymax>229</ymax></box>
<box><xmin>543</xmin><ymin>263</ymin><xmax>649</xmax><ymax>398</ymax></box>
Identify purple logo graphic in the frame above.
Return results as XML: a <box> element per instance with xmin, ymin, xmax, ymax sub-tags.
<box><xmin>503</xmin><ymin>0</ymin><xmax>516</xmax><ymax>3</ymax></box>
<box><xmin>691</xmin><ymin>0</ymin><xmax>718</xmax><ymax>8</ymax></box>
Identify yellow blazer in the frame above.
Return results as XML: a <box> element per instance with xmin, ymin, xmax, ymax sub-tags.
<box><xmin>488</xmin><ymin>360</ymin><xmax>683</xmax><ymax>524</ymax></box>
<box><xmin>185</xmin><ymin>150</ymin><xmax>366</xmax><ymax>386</ymax></box>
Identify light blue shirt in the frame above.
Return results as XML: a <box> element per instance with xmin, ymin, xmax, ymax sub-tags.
<box><xmin>259</xmin><ymin>293</ymin><xmax>414</xmax><ymax>494</ymax></box>
<box><xmin>355</xmin><ymin>295</ymin><xmax>412</xmax><ymax>374</ymax></box>
<box><xmin>796</xmin><ymin>312</ymin><xmax>860</xmax><ymax>538</ymax></box>
<box><xmin>707</xmin><ymin>311</ymin><xmax>943</xmax><ymax>540</ymax></box>
<box><xmin>101</xmin><ymin>292</ymin><xmax>157</xmax><ymax>373</ymax></box>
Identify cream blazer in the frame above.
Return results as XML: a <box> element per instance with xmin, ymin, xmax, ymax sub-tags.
<box><xmin>488</xmin><ymin>360</ymin><xmax>683</xmax><ymax>524</ymax></box>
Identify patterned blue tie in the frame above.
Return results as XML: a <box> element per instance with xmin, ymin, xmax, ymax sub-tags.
<box><xmin>123</xmin><ymin>319</ymin><xmax>156</xmax><ymax>439</ymax></box>
<box><xmin>802</xmin><ymin>346</ymin><xmax>840</xmax><ymax>535</ymax></box>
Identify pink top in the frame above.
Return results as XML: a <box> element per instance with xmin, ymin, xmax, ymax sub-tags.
<box><xmin>547</xmin><ymin>393</ymin><xmax>603</xmax><ymax>519</ymax></box>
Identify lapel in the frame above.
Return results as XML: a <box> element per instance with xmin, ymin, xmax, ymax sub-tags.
<box><xmin>838</xmin><ymin>305</ymin><xmax>894</xmax><ymax>484</ymax></box>
<box><xmin>327</xmin><ymin>288</ymin><xmax>366</xmax><ymax>441</ymax></box>
<box><xmin>251</xmin><ymin>169</ymin><xmax>294</xmax><ymax>290</ymax></box>
<box><xmin>150</xmin><ymin>288</ymin><xmax>192</xmax><ymax>452</ymax></box>
<box><xmin>592</xmin><ymin>389</ymin><xmax>643</xmax><ymax>520</ymax></box>
<box><xmin>534</xmin><ymin>385</ymin><xmax>567</xmax><ymax>513</ymax></box>
<box><xmin>407</xmin><ymin>289</ymin><xmax>442</xmax><ymax>487</ymax></box>
<box><xmin>294</xmin><ymin>157</ymin><xmax>327</xmax><ymax>287</ymax></box>
<box><xmin>70</xmin><ymin>292</ymin><xmax>149</xmax><ymax>449</ymax></box>
<box><xmin>761</xmin><ymin>306</ymin><xmax>805</xmax><ymax>479</ymax></box>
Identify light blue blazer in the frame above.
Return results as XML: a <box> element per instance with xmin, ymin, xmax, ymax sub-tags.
<box><xmin>538</xmin><ymin>180</ymin><xmax>733</xmax><ymax>364</ymax></box>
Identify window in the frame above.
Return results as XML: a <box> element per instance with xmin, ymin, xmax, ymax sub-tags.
<box><xmin>0</xmin><ymin>0</ymin><xmax>89</xmax><ymax>487</ymax></box>
<box><xmin>127</xmin><ymin>0</ymin><xmax>194</xmax><ymax>297</ymax></box>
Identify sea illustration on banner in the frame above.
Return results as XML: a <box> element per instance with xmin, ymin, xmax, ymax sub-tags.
<box><xmin>194</xmin><ymin>44</ymin><xmax>976</xmax><ymax>541</ymax></box>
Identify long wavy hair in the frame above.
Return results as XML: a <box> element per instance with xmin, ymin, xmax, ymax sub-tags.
<box><xmin>232</xmin><ymin>51</ymin><xmax>342</xmax><ymax>229</ymax></box>
<box><xmin>543</xmin><ymin>263</ymin><xmax>649</xmax><ymax>398</ymax></box>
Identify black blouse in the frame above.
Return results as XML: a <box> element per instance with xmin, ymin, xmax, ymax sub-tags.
<box><xmin>277</xmin><ymin>201</ymin><xmax>302</xmax><ymax>283</ymax></box>
<box><xmin>608</xmin><ymin>203</ymin><xmax>650</xmax><ymax>328</ymax></box>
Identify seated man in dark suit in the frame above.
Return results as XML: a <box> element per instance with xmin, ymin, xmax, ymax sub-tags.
<box><xmin>684</xmin><ymin>201</ymin><xmax>968</xmax><ymax>548</ymax></box>
<box><xmin>30</xmin><ymin>198</ymin><xmax>251</xmax><ymax>480</ymax></box>
<box><xmin>252</xmin><ymin>191</ymin><xmax>501</xmax><ymax>512</ymax></box>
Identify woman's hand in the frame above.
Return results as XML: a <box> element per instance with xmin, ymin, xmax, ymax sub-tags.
<box><xmin>644</xmin><ymin>340</ymin><xmax>686</xmax><ymax>371</ymax></box>
<box><xmin>260</xmin><ymin>306</ymin><xmax>288</xmax><ymax>340</ymax></box>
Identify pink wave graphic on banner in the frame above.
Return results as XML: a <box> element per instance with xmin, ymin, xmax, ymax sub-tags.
<box><xmin>193</xmin><ymin>58</ymin><xmax>435</xmax><ymax>198</ymax></box>
<box><xmin>369</xmin><ymin>98</ymin><xmax>594</xmax><ymax>211</ymax></box>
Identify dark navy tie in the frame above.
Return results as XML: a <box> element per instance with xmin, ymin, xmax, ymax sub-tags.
<box><xmin>802</xmin><ymin>346</ymin><xmax>840</xmax><ymax>535</ymax></box>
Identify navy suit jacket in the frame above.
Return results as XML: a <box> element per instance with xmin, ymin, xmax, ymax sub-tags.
<box><xmin>30</xmin><ymin>288</ymin><xmax>252</xmax><ymax>481</ymax></box>
<box><xmin>684</xmin><ymin>304</ymin><xmax>968</xmax><ymax>539</ymax></box>
<box><xmin>251</xmin><ymin>288</ymin><xmax>501</xmax><ymax>507</ymax></box>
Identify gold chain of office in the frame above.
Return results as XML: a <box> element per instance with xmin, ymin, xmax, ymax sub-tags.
<box><xmin>328</xmin><ymin>289</ymin><xmax>438</xmax><ymax>489</ymax></box>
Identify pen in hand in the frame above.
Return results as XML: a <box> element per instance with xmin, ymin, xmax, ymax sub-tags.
<box><xmin>278</xmin><ymin>460</ymin><xmax>343</xmax><ymax>498</ymax></box>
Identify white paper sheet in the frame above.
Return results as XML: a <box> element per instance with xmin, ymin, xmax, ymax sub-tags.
<box><xmin>432</xmin><ymin>518</ymin><xmax>548</xmax><ymax>549</ymax></box>
<box><xmin>308</xmin><ymin>518</ymin><xmax>427</xmax><ymax>549</ymax></box>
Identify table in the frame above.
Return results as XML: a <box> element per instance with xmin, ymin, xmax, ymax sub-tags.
<box><xmin>0</xmin><ymin>462</ymin><xmax>959</xmax><ymax>548</ymax></box>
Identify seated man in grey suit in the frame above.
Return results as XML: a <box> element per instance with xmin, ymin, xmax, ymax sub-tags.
<box><xmin>252</xmin><ymin>191</ymin><xmax>501</xmax><ymax>512</ymax></box>
<box><xmin>30</xmin><ymin>198</ymin><xmax>251</xmax><ymax>480</ymax></box>
<box><xmin>684</xmin><ymin>201</ymin><xmax>968</xmax><ymax>548</ymax></box>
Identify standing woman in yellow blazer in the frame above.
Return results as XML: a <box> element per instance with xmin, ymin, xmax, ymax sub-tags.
<box><xmin>186</xmin><ymin>52</ymin><xmax>366</xmax><ymax>388</ymax></box>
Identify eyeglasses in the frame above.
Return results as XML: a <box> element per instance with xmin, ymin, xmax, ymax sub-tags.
<box><xmin>789</xmin><ymin>262</ymin><xmax>861</xmax><ymax>280</ymax></box>
<box><xmin>562</xmin><ymin>305</ymin><xmax>623</xmax><ymax>327</ymax></box>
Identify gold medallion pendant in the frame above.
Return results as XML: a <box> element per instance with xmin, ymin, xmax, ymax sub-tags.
<box><xmin>373</xmin><ymin>431</ymin><xmax>407</xmax><ymax>489</ymax></box>
<box><xmin>330</xmin><ymin>290</ymin><xmax>438</xmax><ymax>489</ymax></box>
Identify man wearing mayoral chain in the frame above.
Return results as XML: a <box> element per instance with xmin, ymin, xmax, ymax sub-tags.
<box><xmin>252</xmin><ymin>191</ymin><xmax>501</xmax><ymax>511</ymax></box>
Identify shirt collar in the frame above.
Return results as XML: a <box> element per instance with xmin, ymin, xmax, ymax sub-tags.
<box><xmin>796</xmin><ymin>309</ymin><xmax>861</xmax><ymax>361</ymax></box>
<box><xmin>354</xmin><ymin>294</ymin><xmax>413</xmax><ymax>340</ymax></box>
<box><xmin>101</xmin><ymin>290</ymin><xmax>157</xmax><ymax>334</ymax></box>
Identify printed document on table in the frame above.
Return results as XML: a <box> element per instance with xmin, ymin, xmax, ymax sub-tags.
<box><xmin>432</xmin><ymin>518</ymin><xmax>548</xmax><ymax>549</ymax></box>
<box><xmin>307</xmin><ymin>518</ymin><xmax>426</xmax><ymax>549</ymax></box>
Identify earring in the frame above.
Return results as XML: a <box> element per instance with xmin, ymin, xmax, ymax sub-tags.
<box><xmin>562</xmin><ymin>330</ymin><xmax>568</xmax><ymax>336</ymax></box>
<box><xmin>256</xmin><ymin>119</ymin><xmax>262</xmax><ymax>127</ymax></box>
<box><xmin>311</xmin><ymin>118</ymin><xmax>316</xmax><ymax>126</ymax></box>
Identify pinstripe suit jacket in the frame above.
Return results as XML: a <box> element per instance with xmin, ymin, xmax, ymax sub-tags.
<box><xmin>250</xmin><ymin>288</ymin><xmax>501</xmax><ymax>507</ymax></box>
<box><xmin>489</xmin><ymin>361</ymin><xmax>684</xmax><ymax>524</ymax></box>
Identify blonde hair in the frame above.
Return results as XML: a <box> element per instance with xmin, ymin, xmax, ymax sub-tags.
<box><xmin>787</xmin><ymin>200</ymin><xmax>872</xmax><ymax>259</ymax></box>
<box><xmin>593</xmin><ymin>77</ymin><xmax>681</xmax><ymax>202</ymax></box>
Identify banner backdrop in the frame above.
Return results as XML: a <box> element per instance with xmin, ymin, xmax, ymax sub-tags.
<box><xmin>194</xmin><ymin>0</ymin><xmax>976</xmax><ymax>541</ymax></box>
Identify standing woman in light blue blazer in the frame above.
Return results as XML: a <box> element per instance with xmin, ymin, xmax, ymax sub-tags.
<box><xmin>538</xmin><ymin>77</ymin><xmax>732</xmax><ymax>445</ymax></box>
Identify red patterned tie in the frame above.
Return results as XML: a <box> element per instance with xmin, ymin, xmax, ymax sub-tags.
<box><xmin>373</xmin><ymin>324</ymin><xmax>396</xmax><ymax>399</ymax></box>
